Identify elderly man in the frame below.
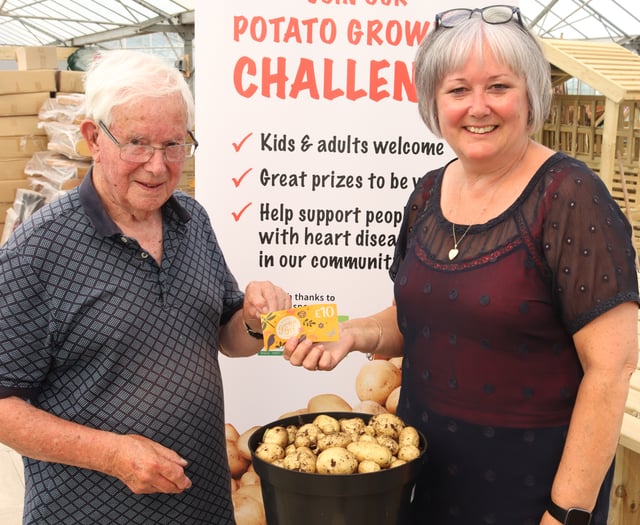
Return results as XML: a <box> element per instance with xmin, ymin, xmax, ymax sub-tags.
<box><xmin>0</xmin><ymin>50</ymin><xmax>290</xmax><ymax>524</ymax></box>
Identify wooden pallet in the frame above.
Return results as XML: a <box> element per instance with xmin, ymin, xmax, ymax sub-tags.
<box><xmin>610</xmin><ymin>310</ymin><xmax>640</xmax><ymax>524</ymax></box>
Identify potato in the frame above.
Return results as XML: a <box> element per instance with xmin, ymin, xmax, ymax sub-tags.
<box><xmin>369</xmin><ymin>413</ymin><xmax>405</xmax><ymax>439</ymax></box>
<box><xmin>233</xmin><ymin>492</ymin><xmax>267</xmax><ymax>525</ymax></box>
<box><xmin>352</xmin><ymin>400</ymin><xmax>388</xmax><ymax>415</ymax></box>
<box><xmin>294</xmin><ymin>445</ymin><xmax>316</xmax><ymax>460</ymax></box>
<box><xmin>254</xmin><ymin>442</ymin><xmax>285</xmax><ymax>464</ymax></box>
<box><xmin>389</xmin><ymin>356</ymin><xmax>403</xmax><ymax>369</ymax></box>
<box><xmin>358</xmin><ymin>459</ymin><xmax>381</xmax><ymax>473</ymax></box>
<box><xmin>237</xmin><ymin>425</ymin><xmax>261</xmax><ymax>460</ymax></box>
<box><xmin>397</xmin><ymin>444</ymin><xmax>421</xmax><ymax>462</ymax></box>
<box><xmin>362</xmin><ymin>424</ymin><xmax>376</xmax><ymax>437</ymax></box>
<box><xmin>227</xmin><ymin>439</ymin><xmax>251</xmax><ymax>479</ymax></box>
<box><xmin>385</xmin><ymin>386</ymin><xmax>401</xmax><ymax>414</ymax></box>
<box><xmin>239</xmin><ymin>470</ymin><xmax>261</xmax><ymax>487</ymax></box>
<box><xmin>262</xmin><ymin>426</ymin><xmax>289</xmax><ymax>448</ymax></box>
<box><xmin>313</xmin><ymin>414</ymin><xmax>340</xmax><ymax>434</ymax></box>
<box><xmin>339</xmin><ymin>417</ymin><xmax>366</xmax><ymax>438</ymax></box>
<box><xmin>225</xmin><ymin>422</ymin><xmax>240</xmax><ymax>442</ymax></box>
<box><xmin>283</xmin><ymin>447</ymin><xmax>317</xmax><ymax>473</ymax></box>
<box><xmin>278</xmin><ymin>408</ymin><xmax>308</xmax><ymax>419</ymax></box>
<box><xmin>236</xmin><ymin>483</ymin><xmax>264</xmax><ymax>505</ymax></box>
<box><xmin>390</xmin><ymin>458</ymin><xmax>407</xmax><ymax>468</ymax></box>
<box><xmin>316</xmin><ymin>431</ymin><xmax>352</xmax><ymax>452</ymax></box>
<box><xmin>294</xmin><ymin>423</ymin><xmax>319</xmax><ymax>448</ymax></box>
<box><xmin>398</xmin><ymin>426</ymin><xmax>420</xmax><ymax>448</ymax></box>
<box><xmin>286</xmin><ymin>425</ymin><xmax>298</xmax><ymax>444</ymax></box>
<box><xmin>376</xmin><ymin>435</ymin><xmax>399</xmax><ymax>456</ymax></box>
<box><xmin>307</xmin><ymin>393</ymin><xmax>352</xmax><ymax>413</ymax></box>
<box><xmin>316</xmin><ymin>447</ymin><xmax>358</xmax><ymax>474</ymax></box>
<box><xmin>355</xmin><ymin>360</ymin><xmax>402</xmax><ymax>405</ymax></box>
<box><xmin>347</xmin><ymin>441</ymin><xmax>392</xmax><ymax>468</ymax></box>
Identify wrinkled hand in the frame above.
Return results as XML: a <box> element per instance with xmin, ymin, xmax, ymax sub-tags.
<box><xmin>243</xmin><ymin>280</ymin><xmax>291</xmax><ymax>324</ymax></box>
<box><xmin>108</xmin><ymin>434</ymin><xmax>192</xmax><ymax>494</ymax></box>
<box><xmin>283</xmin><ymin>325</ymin><xmax>354</xmax><ymax>371</ymax></box>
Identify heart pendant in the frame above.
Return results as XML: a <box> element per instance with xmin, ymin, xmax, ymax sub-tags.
<box><xmin>448</xmin><ymin>248</ymin><xmax>459</xmax><ymax>261</ymax></box>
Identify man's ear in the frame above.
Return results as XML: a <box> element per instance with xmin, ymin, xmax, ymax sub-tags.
<box><xmin>79</xmin><ymin>120</ymin><xmax>100</xmax><ymax>157</ymax></box>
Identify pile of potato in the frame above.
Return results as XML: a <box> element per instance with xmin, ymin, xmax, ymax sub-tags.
<box><xmin>254</xmin><ymin>412</ymin><xmax>421</xmax><ymax>475</ymax></box>
<box><xmin>225</xmin><ymin>422</ymin><xmax>266</xmax><ymax>525</ymax></box>
<box><xmin>226</xmin><ymin>356</ymin><xmax>406</xmax><ymax>524</ymax></box>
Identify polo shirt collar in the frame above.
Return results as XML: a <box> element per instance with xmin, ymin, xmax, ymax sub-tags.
<box><xmin>78</xmin><ymin>167</ymin><xmax>191</xmax><ymax>237</ymax></box>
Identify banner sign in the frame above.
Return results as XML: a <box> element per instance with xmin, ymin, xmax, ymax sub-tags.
<box><xmin>194</xmin><ymin>0</ymin><xmax>485</xmax><ymax>431</ymax></box>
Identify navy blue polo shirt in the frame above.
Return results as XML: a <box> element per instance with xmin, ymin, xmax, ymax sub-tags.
<box><xmin>0</xmin><ymin>171</ymin><xmax>243</xmax><ymax>524</ymax></box>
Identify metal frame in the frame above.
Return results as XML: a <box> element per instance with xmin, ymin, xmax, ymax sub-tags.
<box><xmin>524</xmin><ymin>0</ymin><xmax>640</xmax><ymax>53</ymax></box>
<box><xmin>0</xmin><ymin>1</ymin><xmax>193</xmax><ymax>48</ymax></box>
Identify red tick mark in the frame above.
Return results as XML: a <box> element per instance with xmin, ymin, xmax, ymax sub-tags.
<box><xmin>232</xmin><ymin>168</ymin><xmax>252</xmax><ymax>187</ymax></box>
<box><xmin>232</xmin><ymin>132</ymin><xmax>253</xmax><ymax>152</ymax></box>
<box><xmin>232</xmin><ymin>202</ymin><xmax>252</xmax><ymax>222</ymax></box>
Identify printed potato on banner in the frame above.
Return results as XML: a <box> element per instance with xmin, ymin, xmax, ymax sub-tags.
<box><xmin>260</xmin><ymin>303</ymin><xmax>339</xmax><ymax>352</ymax></box>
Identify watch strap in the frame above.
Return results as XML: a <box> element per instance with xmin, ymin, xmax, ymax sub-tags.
<box><xmin>547</xmin><ymin>500</ymin><xmax>567</xmax><ymax>523</ymax></box>
<box><xmin>547</xmin><ymin>500</ymin><xmax>591</xmax><ymax>525</ymax></box>
<box><xmin>244</xmin><ymin>322</ymin><xmax>263</xmax><ymax>340</ymax></box>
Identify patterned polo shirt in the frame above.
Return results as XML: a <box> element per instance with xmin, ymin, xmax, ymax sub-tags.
<box><xmin>0</xmin><ymin>171</ymin><xmax>243</xmax><ymax>524</ymax></box>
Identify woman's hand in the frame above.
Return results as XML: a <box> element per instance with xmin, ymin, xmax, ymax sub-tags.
<box><xmin>283</xmin><ymin>327</ymin><xmax>355</xmax><ymax>371</ymax></box>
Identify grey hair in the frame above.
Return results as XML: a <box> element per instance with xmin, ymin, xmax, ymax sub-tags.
<box><xmin>414</xmin><ymin>16</ymin><xmax>551</xmax><ymax>137</ymax></box>
<box><xmin>83</xmin><ymin>49</ymin><xmax>195</xmax><ymax>130</ymax></box>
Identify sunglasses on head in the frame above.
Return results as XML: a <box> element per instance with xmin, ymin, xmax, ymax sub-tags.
<box><xmin>435</xmin><ymin>5</ymin><xmax>523</xmax><ymax>30</ymax></box>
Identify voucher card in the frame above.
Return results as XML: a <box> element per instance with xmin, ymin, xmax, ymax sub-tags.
<box><xmin>260</xmin><ymin>303</ymin><xmax>339</xmax><ymax>352</ymax></box>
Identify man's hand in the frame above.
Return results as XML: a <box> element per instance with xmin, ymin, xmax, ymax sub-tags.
<box><xmin>242</xmin><ymin>280</ymin><xmax>291</xmax><ymax>327</ymax></box>
<box><xmin>107</xmin><ymin>434</ymin><xmax>192</xmax><ymax>494</ymax></box>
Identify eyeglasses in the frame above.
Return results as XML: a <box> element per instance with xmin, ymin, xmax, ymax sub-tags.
<box><xmin>435</xmin><ymin>5</ymin><xmax>523</xmax><ymax>30</ymax></box>
<box><xmin>98</xmin><ymin>120</ymin><xmax>198</xmax><ymax>164</ymax></box>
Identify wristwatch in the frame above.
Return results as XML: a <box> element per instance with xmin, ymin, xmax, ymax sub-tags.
<box><xmin>244</xmin><ymin>322</ymin><xmax>263</xmax><ymax>340</ymax></box>
<box><xmin>547</xmin><ymin>500</ymin><xmax>591</xmax><ymax>525</ymax></box>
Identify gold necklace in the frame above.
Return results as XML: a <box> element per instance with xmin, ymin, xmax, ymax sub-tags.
<box><xmin>448</xmin><ymin>169</ymin><xmax>512</xmax><ymax>261</ymax></box>
<box><xmin>447</xmin><ymin>142</ymin><xmax>530</xmax><ymax>262</ymax></box>
<box><xmin>449</xmin><ymin>223</ymin><xmax>472</xmax><ymax>260</ymax></box>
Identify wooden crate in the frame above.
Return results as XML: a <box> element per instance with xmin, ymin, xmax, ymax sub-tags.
<box><xmin>609</xmin><ymin>294</ymin><xmax>640</xmax><ymax>524</ymax></box>
<box><xmin>541</xmin><ymin>95</ymin><xmax>640</xmax><ymax>257</ymax></box>
<box><xmin>614</xmin><ymin>343</ymin><xmax>640</xmax><ymax>523</ymax></box>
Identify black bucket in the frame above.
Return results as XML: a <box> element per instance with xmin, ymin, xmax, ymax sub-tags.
<box><xmin>249</xmin><ymin>411</ymin><xmax>426</xmax><ymax>525</ymax></box>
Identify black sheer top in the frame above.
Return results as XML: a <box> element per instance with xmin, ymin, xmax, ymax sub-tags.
<box><xmin>391</xmin><ymin>152</ymin><xmax>639</xmax><ymax>427</ymax></box>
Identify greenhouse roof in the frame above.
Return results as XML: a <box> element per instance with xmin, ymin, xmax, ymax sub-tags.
<box><xmin>522</xmin><ymin>0</ymin><xmax>640</xmax><ymax>52</ymax></box>
<box><xmin>0</xmin><ymin>1</ymin><xmax>638</xmax><ymax>53</ymax></box>
<box><xmin>0</xmin><ymin>0</ymin><xmax>193</xmax><ymax>47</ymax></box>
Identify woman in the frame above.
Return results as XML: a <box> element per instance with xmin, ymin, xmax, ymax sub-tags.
<box><xmin>284</xmin><ymin>6</ymin><xmax>639</xmax><ymax>525</ymax></box>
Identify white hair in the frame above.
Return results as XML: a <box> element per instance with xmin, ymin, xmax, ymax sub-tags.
<box><xmin>83</xmin><ymin>49</ymin><xmax>195</xmax><ymax>129</ymax></box>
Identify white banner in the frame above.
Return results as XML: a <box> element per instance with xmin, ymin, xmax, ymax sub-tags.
<box><xmin>194</xmin><ymin>0</ymin><xmax>490</xmax><ymax>433</ymax></box>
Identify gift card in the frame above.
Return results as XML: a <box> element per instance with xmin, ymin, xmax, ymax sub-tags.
<box><xmin>260</xmin><ymin>303</ymin><xmax>339</xmax><ymax>352</ymax></box>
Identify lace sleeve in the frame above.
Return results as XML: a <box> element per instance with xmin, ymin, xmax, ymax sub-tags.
<box><xmin>389</xmin><ymin>169</ymin><xmax>440</xmax><ymax>281</ymax></box>
<box><xmin>542</xmin><ymin>158</ymin><xmax>639</xmax><ymax>333</ymax></box>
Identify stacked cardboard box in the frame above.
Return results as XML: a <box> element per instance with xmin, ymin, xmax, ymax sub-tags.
<box><xmin>0</xmin><ymin>66</ymin><xmax>56</xmax><ymax>236</ymax></box>
<box><xmin>177</xmin><ymin>155</ymin><xmax>195</xmax><ymax>198</ymax></box>
<box><xmin>0</xmin><ymin>48</ymin><xmax>92</xmax><ymax>244</ymax></box>
<box><xmin>56</xmin><ymin>70</ymin><xmax>85</xmax><ymax>95</ymax></box>
<box><xmin>15</xmin><ymin>46</ymin><xmax>58</xmax><ymax>71</ymax></box>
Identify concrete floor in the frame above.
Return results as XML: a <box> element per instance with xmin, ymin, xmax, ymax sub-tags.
<box><xmin>0</xmin><ymin>443</ymin><xmax>24</xmax><ymax>525</ymax></box>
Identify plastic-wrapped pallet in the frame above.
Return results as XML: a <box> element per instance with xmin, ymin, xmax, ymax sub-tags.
<box><xmin>0</xmin><ymin>79</ymin><xmax>87</xmax><ymax>246</ymax></box>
